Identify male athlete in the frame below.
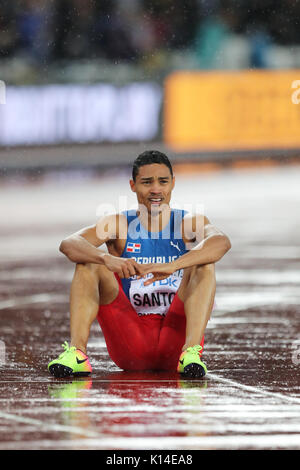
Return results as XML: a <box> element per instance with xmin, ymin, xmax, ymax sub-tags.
<box><xmin>48</xmin><ymin>150</ymin><xmax>231</xmax><ymax>378</ymax></box>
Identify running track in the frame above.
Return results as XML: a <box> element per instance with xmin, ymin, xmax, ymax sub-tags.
<box><xmin>0</xmin><ymin>163</ymin><xmax>299</xmax><ymax>450</ymax></box>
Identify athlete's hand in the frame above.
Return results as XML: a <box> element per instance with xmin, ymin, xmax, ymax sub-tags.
<box><xmin>103</xmin><ymin>254</ymin><xmax>144</xmax><ymax>279</ymax></box>
<box><xmin>139</xmin><ymin>263</ymin><xmax>176</xmax><ymax>286</ymax></box>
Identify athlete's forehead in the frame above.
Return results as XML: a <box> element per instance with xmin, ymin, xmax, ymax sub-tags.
<box><xmin>135</xmin><ymin>163</ymin><xmax>172</xmax><ymax>180</ymax></box>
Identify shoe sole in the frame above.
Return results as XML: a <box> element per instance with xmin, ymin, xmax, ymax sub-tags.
<box><xmin>49</xmin><ymin>364</ymin><xmax>91</xmax><ymax>378</ymax></box>
<box><xmin>181</xmin><ymin>362</ymin><xmax>206</xmax><ymax>378</ymax></box>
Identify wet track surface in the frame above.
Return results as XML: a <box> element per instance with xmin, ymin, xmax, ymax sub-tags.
<box><xmin>0</xmin><ymin>164</ymin><xmax>300</xmax><ymax>449</ymax></box>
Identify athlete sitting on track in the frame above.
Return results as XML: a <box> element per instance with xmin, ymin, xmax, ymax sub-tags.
<box><xmin>48</xmin><ymin>150</ymin><xmax>231</xmax><ymax>378</ymax></box>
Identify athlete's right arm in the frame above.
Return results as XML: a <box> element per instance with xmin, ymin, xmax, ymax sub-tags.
<box><xmin>59</xmin><ymin>223</ymin><xmax>109</xmax><ymax>264</ymax></box>
<box><xmin>59</xmin><ymin>214</ymin><xmax>143</xmax><ymax>278</ymax></box>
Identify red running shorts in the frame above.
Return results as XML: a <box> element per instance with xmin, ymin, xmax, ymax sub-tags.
<box><xmin>97</xmin><ymin>275</ymin><xmax>204</xmax><ymax>371</ymax></box>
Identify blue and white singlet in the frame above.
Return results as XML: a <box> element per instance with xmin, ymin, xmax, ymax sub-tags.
<box><xmin>120</xmin><ymin>208</ymin><xmax>188</xmax><ymax>316</ymax></box>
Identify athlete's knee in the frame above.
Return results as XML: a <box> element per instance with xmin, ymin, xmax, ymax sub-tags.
<box><xmin>187</xmin><ymin>263</ymin><xmax>216</xmax><ymax>284</ymax></box>
<box><xmin>74</xmin><ymin>262</ymin><xmax>103</xmax><ymax>281</ymax></box>
<box><xmin>199</xmin><ymin>263</ymin><xmax>215</xmax><ymax>277</ymax></box>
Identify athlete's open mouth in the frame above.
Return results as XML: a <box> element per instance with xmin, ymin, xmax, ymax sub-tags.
<box><xmin>149</xmin><ymin>197</ymin><xmax>163</xmax><ymax>205</ymax></box>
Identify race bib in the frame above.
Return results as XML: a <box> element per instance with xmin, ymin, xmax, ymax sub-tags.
<box><xmin>129</xmin><ymin>270</ymin><xmax>183</xmax><ymax>316</ymax></box>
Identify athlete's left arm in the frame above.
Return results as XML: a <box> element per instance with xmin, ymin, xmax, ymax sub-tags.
<box><xmin>141</xmin><ymin>215</ymin><xmax>231</xmax><ymax>286</ymax></box>
<box><xmin>174</xmin><ymin>214</ymin><xmax>231</xmax><ymax>270</ymax></box>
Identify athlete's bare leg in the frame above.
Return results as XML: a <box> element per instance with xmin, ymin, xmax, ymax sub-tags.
<box><xmin>69</xmin><ymin>263</ymin><xmax>119</xmax><ymax>353</ymax></box>
<box><xmin>177</xmin><ymin>263</ymin><xmax>216</xmax><ymax>351</ymax></box>
<box><xmin>69</xmin><ymin>262</ymin><xmax>215</xmax><ymax>355</ymax></box>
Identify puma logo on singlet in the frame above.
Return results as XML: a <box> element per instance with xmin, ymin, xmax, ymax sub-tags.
<box><xmin>170</xmin><ymin>241</ymin><xmax>181</xmax><ymax>252</ymax></box>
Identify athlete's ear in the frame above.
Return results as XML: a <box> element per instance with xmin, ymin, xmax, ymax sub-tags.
<box><xmin>129</xmin><ymin>179</ymin><xmax>136</xmax><ymax>193</ymax></box>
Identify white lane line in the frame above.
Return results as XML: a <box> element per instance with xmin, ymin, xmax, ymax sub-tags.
<box><xmin>217</xmin><ymin>269</ymin><xmax>300</xmax><ymax>284</ymax></box>
<box><xmin>0</xmin><ymin>410</ymin><xmax>99</xmax><ymax>438</ymax></box>
<box><xmin>1</xmin><ymin>434</ymin><xmax>300</xmax><ymax>450</ymax></box>
<box><xmin>214</xmin><ymin>291</ymin><xmax>300</xmax><ymax>313</ymax></box>
<box><xmin>0</xmin><ymin>268</ymin><xmax>70</xmax><ymax>280</ymax></box>
<box><xmin>0</xmin><ymin>294</ymin><xmax>68</xmax><ymax>310</ymax></box>
<box><xmin>0</xmin><ymin>268</ymin><xmax>71</xmax><ymax>280</ymax></box>
<box><xmin>208</xmin><ymin>373</ymin><xmax>300</xmax><ymax>404</ymax></box>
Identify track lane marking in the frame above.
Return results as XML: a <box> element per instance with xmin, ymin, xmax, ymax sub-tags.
<box><xmin>1</xmin><ymin>434</ymin><xmax>300</xmax><ymax>450</ymax></box>
<box><xmin>0</xmin><ymin>294</ymin><xmax>68</xmax><ymax>309</ymax></box>
<box><xmin>208</xmin><ymin>373</ymin><xmax>300</xmax><ymax>404</ymax></box>
<box><xmin>0</xmin><ymin>410</ymin><xmax>99</xmax><ymax>438</ymax></box>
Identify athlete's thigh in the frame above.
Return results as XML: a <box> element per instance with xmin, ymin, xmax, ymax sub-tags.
<box><xmin>89</xmin><ymin>263</ymin><xmax>119</xmax><ymax>305</ymax></box>
<box><xmin>176</xmin><ymin>266</ymin><xmax>193</xmax><ymax>302</ymax></box>
<box><xmin>176</xmin><ymin>264</ymin><xmax>215</xmax><ymax>302</ymax></box>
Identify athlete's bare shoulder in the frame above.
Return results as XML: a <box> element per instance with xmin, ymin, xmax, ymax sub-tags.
<box><xmin>181</xmin><ymin>213</ymin><xmax>209</xmax><ymax>244</ymax></box>
<box><xmin>182</xmin><ymin>212</ymin><xmax>228</xmax><ymax>247</ymax></box>
<box><xmin>95</xmin><ymin>212</ymin><xmax>128</xmax><ymax>242</ymax></box>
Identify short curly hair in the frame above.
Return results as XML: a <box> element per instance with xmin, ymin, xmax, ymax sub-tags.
<box><xmin>132</xmin><ymin>150</ymin><xmax>173</xmax><ymax>181</ymax></box>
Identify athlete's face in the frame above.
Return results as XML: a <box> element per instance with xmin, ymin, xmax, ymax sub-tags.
<box><xmin>130</xmin><ymin>163</ymin><xmax>175</xmax><ymax>213</ymax></box>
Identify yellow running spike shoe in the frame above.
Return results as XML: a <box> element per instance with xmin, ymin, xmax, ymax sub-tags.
<box><xmin>48</xmin><ymin>341</ymin><xmax>92</xmax><ymax>378</ymax></box>
<box><xmin>177</xmin><ymin>345</ymin><xmax>207</xmax><ymax>378</ymax></box>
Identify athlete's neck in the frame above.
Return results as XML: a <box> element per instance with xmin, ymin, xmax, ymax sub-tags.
<box><xmin>137</xmin><ymin>204</ymin><xmax>171</xmax><ymax>233</ymax></box>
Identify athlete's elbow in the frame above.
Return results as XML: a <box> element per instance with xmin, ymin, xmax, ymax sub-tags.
<box><xmin>223</xmin><ymin>235</ymin><xmax>231</xmax><ymax>253</ymax></box>
<box><xmin>214</xmin><ymin>235</ymin><xmax>231</xmax><ymax>261</ymax></box>
<box><xmin>59</xmin><ymin>238</ymin><xmax>73</xmax><ymax>259</ymax></box>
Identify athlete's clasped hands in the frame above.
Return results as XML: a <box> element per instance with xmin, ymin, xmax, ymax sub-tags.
<box><xmin>102</xmin><ymin>254</ymin><xmax>174</xmax><ymax>285</ymax></box>
<box><xmin>103</xmin><ymin>254</ymin><xmax>142</xmax><ymax>278</ymax></box>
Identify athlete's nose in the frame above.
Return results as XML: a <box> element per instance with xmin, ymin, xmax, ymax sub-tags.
<box><xmin>149</xmin><ymin>190</ymin><xmax>163</xmax><ymax>199</ymax></box>
<box><xmin>150</xmin><ymin>189</ymin><xmax>162</xmax><ymax>195</ymax></box>
<box><xmin>149</xmin><ymin>181</ymin><xmax>162</xmax><ymax>194</ymax></box>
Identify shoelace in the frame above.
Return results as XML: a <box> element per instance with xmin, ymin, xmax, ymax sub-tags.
<box><xmin>186</xmin><ymin>345</ymin><xmax>202</xmax><ymax>355</ymax></box>
<box><xmin>58</xmin><ymin>341</ymin><xmax>76</xmax><ymax>358</ymax></box>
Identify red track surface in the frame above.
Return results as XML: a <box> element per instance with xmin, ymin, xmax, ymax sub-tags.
<box><xmin>0</xmin><ymin>164</ymin><xmax>299</xmax><ymax>450</ymax></box>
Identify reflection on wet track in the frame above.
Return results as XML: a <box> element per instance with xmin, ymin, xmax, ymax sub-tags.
<box><xmin>0</xmin><ymin>165</ymin><xmax>300</xmax><ymax>449</ymax></box>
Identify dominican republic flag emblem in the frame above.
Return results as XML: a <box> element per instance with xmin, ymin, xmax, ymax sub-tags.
<box><xmin>126</xmin><ymin>242</ymin><xmax>141</xmax><ymax>253</ymax></box>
